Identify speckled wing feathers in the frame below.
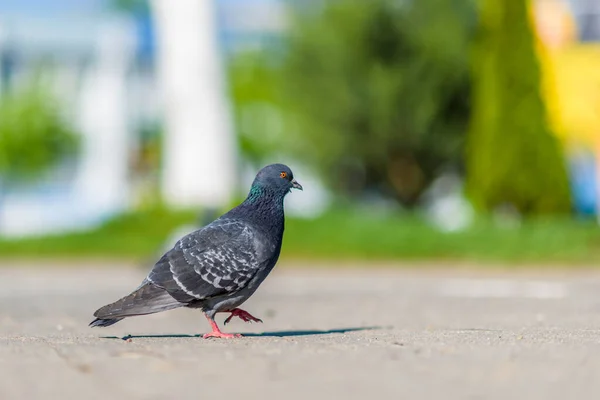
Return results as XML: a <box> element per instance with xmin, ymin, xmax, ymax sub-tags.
<box><xmin>147</xmin><ymin>219</ymin><xmax>265</xmax><ymax>302</ymax></box>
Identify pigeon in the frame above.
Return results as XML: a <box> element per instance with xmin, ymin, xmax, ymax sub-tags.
<box><xmin>89</xmin><ymin>163</ymin><xmax>302</xmax><ymax>338</ymax></box>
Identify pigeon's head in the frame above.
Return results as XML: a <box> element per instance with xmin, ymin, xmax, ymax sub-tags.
<box><xmin>252</xmin><ymin>163</ymin><xmax>303</xmax><ymax>196</ymax></box>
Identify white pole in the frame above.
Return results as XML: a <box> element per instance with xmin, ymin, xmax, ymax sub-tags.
<box><xmin>151</xmin><ymin>0</ymin><xmax>237</xmax><ymax>209</ymax></box>
<box><xmin>73</xmin><ymin>19</ymin><xmax>135</xmax><ymax>219</ymax></box>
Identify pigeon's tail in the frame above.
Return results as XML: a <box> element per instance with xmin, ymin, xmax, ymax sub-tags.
<box><xmin>90</xmin><ymin>282</ymin><xmax>183</xmax><ymax>328</ymax></box>
<box><xmin>89</xmin><ymin>317</ymin><xmax>124</xmax><ymax>327</ymax></box>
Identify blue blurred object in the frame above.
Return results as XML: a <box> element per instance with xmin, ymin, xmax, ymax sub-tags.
<box><xmin>0</xmin><ymin>0</ymin><xmax>105</xmax><ymax>13</ymax></box>
<box><xmin>216</xmin><ymin>0</ymin><xmax>286</xmax><ymax>55</ymax></box>
<box><xmin>134</xmin><ymin>10</ymin><xmax>155</xmax><ymax>61</ymax></box>
<box><xmin>567</xmin><ymin>148</ymin><xmax>597</xmax><ymax>216</ymax></box>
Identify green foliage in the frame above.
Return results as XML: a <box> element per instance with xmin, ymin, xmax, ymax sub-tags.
<box><xmin>228</xmin><ymin>52</ymin><xmax>285</xmax><ymax>164</ymax></box>
<box><xmin>0</xmin><ymin>85</ymin><xmax>79</xmax><ymax>182</ymax></box>
<box><xmin>229</xmin><ymin>0</ymin><xmax>474</xmax><ymax>206</ymax></box>
<box><xmin>465</xmin><ymin>0</ymin><xmax>571</xmax><ymax>215</ymax></box>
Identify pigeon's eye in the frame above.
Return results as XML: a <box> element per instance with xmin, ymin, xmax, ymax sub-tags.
<box><xmin>280</xmin><ymin>172</ymin><xmax>287</xmax><ymax>179</ymax></box>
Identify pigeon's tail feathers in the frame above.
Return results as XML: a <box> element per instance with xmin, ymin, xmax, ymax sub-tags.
<box><xmin>89</xmin><ymin>317</ymin><xmax>123</xmax><ymax>327</ymax></box>
<box><xmin>91</xmin><ymin>282</ymin><xmax>183</xmax><ymax>325</ymax></box>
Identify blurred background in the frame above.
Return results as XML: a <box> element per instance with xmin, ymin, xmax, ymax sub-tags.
<box><xmin>0</xmin><ymin>0</ymin><xmax>599</xmax><ymax>265</ymax></box>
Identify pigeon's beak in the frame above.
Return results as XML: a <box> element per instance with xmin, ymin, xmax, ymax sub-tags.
<box><xmin>291</xmin><ymin>179</ymin><xmax>303</xmax><ymax>191</ymax></box>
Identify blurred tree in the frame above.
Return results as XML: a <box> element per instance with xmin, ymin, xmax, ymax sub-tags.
<box><xmin>0</xmin><ymin>84</ymin><xmax>79</xmax><ymax>183</ymax></box>
<box><xmin>465</xmin><ymin>0</ymin><xmax>571</xmax><ymax>215</ymax></box>
<box><xmin>109</xmin><ymin>0</ymin><xmax>149</xmax><ymax>14</ymax></box>
<box><xmin>229</xmin><ymin>51</ymin><xmax>285</xmax><ymax>165</ymax></box>
<box><xmin>229</xmin><ymin>0</ymin><xmax>474</xmax><ymax>207</ymax></box>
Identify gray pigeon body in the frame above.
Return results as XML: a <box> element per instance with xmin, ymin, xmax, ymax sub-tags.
<box><xmin>90</xmin><ymin>164</ymin><xmax>302</xmax><ymax>338</ymax></box>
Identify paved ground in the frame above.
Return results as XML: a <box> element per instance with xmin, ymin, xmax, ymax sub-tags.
<box><xmin>2</xmin><ymin>263</ymin><xmax>600</xmax><ymax>399</ymax></box>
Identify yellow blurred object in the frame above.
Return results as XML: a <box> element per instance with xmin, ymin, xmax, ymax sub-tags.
<box><xmin>547</xmin><ymin>45</ymin><xmax>600</xmax><ymax>146</ymax></box>
<box><xmin>532</xmin><ymin>0</ymin><xmax>600</xmax><ymax>147</ymax></box>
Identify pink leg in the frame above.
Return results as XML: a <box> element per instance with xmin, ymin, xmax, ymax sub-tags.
<box><xmin>202</xmin><ymin>314</ymin><xmax>242</xmax><ymax>339</ymax></box>
<box><xmin>223</xmin><ymin>308</ymin><xmax>263</xmax><ymax>325</ymax></box>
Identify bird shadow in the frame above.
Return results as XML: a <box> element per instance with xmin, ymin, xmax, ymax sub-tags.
<box><xmin>99</xmin><ymin>326</ymin><xmax>383</xmax><ymax>341</ymax></box>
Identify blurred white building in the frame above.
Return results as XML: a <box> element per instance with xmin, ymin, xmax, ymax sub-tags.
<box><xmin>0</xmin><ymin>0</ymin><xmax>305</xmax><ymax>238</ymax></box>
<box><xmin>0</xmin><ymin>8</ymin><xmax>144</xmax><ymax>236</ymax></box>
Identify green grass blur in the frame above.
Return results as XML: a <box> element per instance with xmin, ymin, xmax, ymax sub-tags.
<box><xmin>0</xmin><ymin>207</ymin><xmax>599</xmax><ymax>266</ymax></box>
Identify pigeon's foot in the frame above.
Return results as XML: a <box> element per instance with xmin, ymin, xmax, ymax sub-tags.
<box><xmin>202</xmin><ymin>331</ymin><xmax>242</xmax><ymax>339</ymax></box>
<box><xmin>223</xmin><ymin>308</ymin><xmax>263</xmax><ymax>325</ymax></box>
<box><xmin>203</xmin><ymin>314</ymin><xmax>241</xmax><ymax>339</ymax></box>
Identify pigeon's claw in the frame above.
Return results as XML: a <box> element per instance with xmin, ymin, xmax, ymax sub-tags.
<box><xmin>223</xmin><ymin>308</ymin><xmax>263</xmax><ymax>325</ymax></box>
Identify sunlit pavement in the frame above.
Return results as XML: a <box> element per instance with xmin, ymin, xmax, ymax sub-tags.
<box><xmin>1</xmin><ymin>263</ymin><xmax>600</xmax><ymax>399</ymax></box>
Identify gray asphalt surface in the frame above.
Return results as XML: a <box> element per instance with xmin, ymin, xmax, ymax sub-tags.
<box><xmin>2</xmin><ymin>262</ymin><xmax>600</xmax><ymax>399</ymax></box>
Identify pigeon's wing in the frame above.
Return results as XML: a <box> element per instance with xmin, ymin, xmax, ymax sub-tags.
<box><xmin>92</xmin><ymin>279</ymin><xmax>183</xmax><ymax>321</ymax></box>
<box><xmin>147</xmin><ymin>219</ymin><xmax>268</xmax><ymax>302</ymax></box>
